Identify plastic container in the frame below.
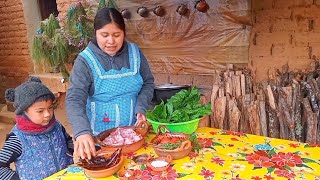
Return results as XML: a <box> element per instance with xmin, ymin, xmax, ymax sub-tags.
<box><xmin>147</xmin><ymin>118</ymin><xmax>200</xmax><ymax>134</ymax></box>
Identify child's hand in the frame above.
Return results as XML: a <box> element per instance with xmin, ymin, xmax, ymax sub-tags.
<box><xmin>74</xmin><ymin>134</ymin><xmax>96</xmax><ymax>160</ymax></box>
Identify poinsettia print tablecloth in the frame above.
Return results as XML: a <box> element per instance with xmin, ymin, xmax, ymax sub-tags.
<box><xmin>45</xmin><ymin>127</ymin><xmax>320</xmax><ymax>180</ymax></box>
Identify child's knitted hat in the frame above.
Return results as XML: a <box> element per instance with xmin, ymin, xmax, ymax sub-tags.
<box><xmin>5</xmin><ymin>77</ymin><xmax>55</xmax><ymax>114</ymax></box>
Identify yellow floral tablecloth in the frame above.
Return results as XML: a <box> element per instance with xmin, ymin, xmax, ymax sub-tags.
<box><xmin>45</xmin><ymin>127</ymin><xmax>320</xmax><ymax>180</ymax></box>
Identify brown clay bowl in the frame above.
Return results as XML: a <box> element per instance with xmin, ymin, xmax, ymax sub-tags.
<box><xmin>132</xmin><ymin>153</ymin><xmax>149</xmax><ymax>165</ymax></box>
<box><xmin>151</xmin><ymin>125</ymin><xmax>190</xmax><ymax>144</ymax></box>
<box><xmin>154</xmin><ymin>140</ymin><xmax>192</xmax><ymax>160</ymax></box>
<box><xmin>151</xmin><ymin>125</ymin><xmax>192</xmax><ymax>159</ymax></box>
<box><xmin>118</xmin><ymin>169</ymin><xmax>134</xmax><ymax>180</ymax></box>
<box><xmin>94</xmin><ymin>122</ymin><xmax>149</xmax><ymax>154</ymax></box>
<box><xmin>146</xmin><ymin>155</ymin><xmax>172</xmax><ymax>171</ymax></box>
<box><xmin>82</xmin><ymin>151</ymin><xmax>125</xmax><ymax>178</ymax></box>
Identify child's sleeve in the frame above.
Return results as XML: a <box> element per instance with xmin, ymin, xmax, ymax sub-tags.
<box><xmin>61</xmin><ymin>126</ymin><xmax>74</xmax><ymax>155</ymax></box>
<box><xmin>0</xmin><ymin>133</ymin><xmax>22</xmax><ymax>180</ymax></box>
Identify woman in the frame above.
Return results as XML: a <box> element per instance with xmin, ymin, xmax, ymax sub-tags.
<box><xmin>66</xmin><ymin>7</ymin><xmax>154</xmax><ymax>159</ymax></box>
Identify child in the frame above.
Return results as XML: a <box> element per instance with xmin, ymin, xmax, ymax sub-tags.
<box><xmin>0</xmin><ymin>77</ymin><xmax>73</xmax><ymax>180</ymax></box>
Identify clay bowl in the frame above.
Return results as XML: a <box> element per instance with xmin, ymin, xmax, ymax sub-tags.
<box><xmin>118</xmin><ymin>169</ymin><xmax>134</xmax><ymax>180</ymax></box>
<box><xmin>95</xmin><ymin>122</ymin><xmax>149</xmax><ymax>154</ymax></box>
<box><xmin>151</xmin><ymin>125</ymin><xmax>192</xmax><ymax>159</ymax></box>
<box><xmin>81</xmin><ymin>151</ymin><xmax>125</xmax><ymax>178</ymax></box>
<box><xmin>154</xmin><ymin>140</ymin><xmax>192</xmax><ymax>160</ymax></box>
<box><xmin>151</xmin><ymin>125</ymin><xmax>190</xmax><ymax>143</ymax></box>
<box><xmin>146</xmin><ymin>155</ymin><xmax>172</xmax><ymax>172</ymax></box>
<box><xmin>132</xmin><ymin>153</ymin><xmax>149</xmax><ymax>165</ymax></box>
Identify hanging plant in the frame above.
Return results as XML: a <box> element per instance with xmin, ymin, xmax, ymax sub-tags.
<box><xmin>195</xmin><ymin>0</ymin><xmax>209</xmax><ymax>13</ymax></box>
<box><xmin>153</xmin><ymin>6</ymin><xmax>165</xmax><ymax>17</ymax></box>
<box><xmin>176</xmin><ymin>4</ymin><xmax>189</xmax><ymax>16</ymax></box>
<box><xmin>137</xmin><ymin>7</ymin><xmax>149</xmax><ymax>17</ymax></box>
<box><xmin>121</xmin><ymin>9</ymin><xmax>131</xmax><ymax>19</ymax></box>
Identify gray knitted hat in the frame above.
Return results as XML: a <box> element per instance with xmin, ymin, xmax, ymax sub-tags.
<box><xmin>5</xmin><ymin>77</ymin><xmax>55</xmax><ymax>115</ymax></box>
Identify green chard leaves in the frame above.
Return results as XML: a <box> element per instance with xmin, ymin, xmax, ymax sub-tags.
<box><xmin>146</xmin><ymin>87</ymin><xmax>212</xmax><ymax>123</ymax></box>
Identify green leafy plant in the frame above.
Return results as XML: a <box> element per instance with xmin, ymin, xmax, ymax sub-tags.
<box><xmin>189</xmin><ymin>133</ymin><xmax>201</xmax><ymax>153</ymax></box>
<box><xmin>31</xmin><ymin>0</ymin><xmax>118</xmax><ymax>77</ymax></box>
<box><xmin>32</xmin><ymin>14</ymin><xmax>69</xmax><ymax>74</ymax></box>
<box><xmin>146</xmin><ymin>87</ymin><xmax>212</xmax><ymax>123</ymax></box>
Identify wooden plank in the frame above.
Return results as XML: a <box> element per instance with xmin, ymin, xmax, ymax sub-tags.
<box><xmin>210</xmin><ymin>85</ymin><xmax>220</xmax><ymax>128</ymax></box>
<box><xmin>235</xmin><ymin>75</ymin><xmax>241</xmax><ymax>98</ymax></box>
<box><xmin>229</xmin><ymin>99</ymin><xmax>241</xmax><ymax>132</ymax></box>
<box><xmin>302</xmin><ymin>98</ymin><xmax>318</xmax><ymax>144</ymax></box>
<box><xmin>259</xmin><ymin>100</ymin><xmax>268</xmax><ymax>136</ymax></box>
<box><xmin>292</xmin><ymin>82</ymin><xmax>303</xmax><ymax>142</ymax></box>
<box><xmin>226</xmin><ymin>64</ymin><xmax>234</xmax><ymax>70</ymax></box>
<box><xmin>219</xmin><ymin>87</ymin><xmax>225</xmax><ymax>98</ymax></box>
<box><xmin>267</xmin><ymin>85</ymin><xmax>276</xmax><ymax>110</ymax></box>
<box><xmin>213</xmin><ymin>96</ymin><xmax>227</xmax><ymax>129</ymax></box>
<box><xmin>235</xmin><ymin>71</ymin><xmax>242</xmax><ymax>76</ymax></box>
<box><xmin>267</xmin><ymin>106</ymin><xmax>280</xmax><ymax>138</ymax></box>
<box><xmin>240</xmin><ymin>74</ymin><xmax>246</xmax><ymax>97</ymax></box>
<box><xmin>248</xmin><ymin>101</ymin><xmax>261</xmax><ymax>135</ymax></box>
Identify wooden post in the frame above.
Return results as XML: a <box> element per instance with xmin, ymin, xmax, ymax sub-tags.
<box><xmin>214</xmin><ymin>97</ymin><xmax>227</xmax><ymax>129</ymax></box>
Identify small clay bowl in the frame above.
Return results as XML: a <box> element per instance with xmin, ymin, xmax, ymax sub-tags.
<box><xmin>82</xmin><ymin>151</ymin><xmax>124</xmax><ymax>178</ymax></box>
<box><xmin>118</xmin><ymin>169</ymin><xmax>134</xmax><ymax>180</ymax></box>
<box><xmin>133</xmin><ymin>153</ymin><xmax>149</xmax><ymax>165</ymax></box>
<box><xmin>146</xmin><ymin>155</ymin><xmax>172</xmax><ymax>172</ymax></box>
<box><xmin>154</xmin><ymin>140</ymin><xmax>192</xmax><ymax>160</ymax></box>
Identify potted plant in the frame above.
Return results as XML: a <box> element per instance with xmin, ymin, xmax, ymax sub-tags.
<box><xmin>146</xmin><ymin>87</ymin><xmax>212</xmax><ymax>134</ymax></box>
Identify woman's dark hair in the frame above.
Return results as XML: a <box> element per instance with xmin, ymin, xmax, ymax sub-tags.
<box><xmin>94</xmin><ymin>7</ymin><xmax>126</xmax><ymax>33</ymax></box>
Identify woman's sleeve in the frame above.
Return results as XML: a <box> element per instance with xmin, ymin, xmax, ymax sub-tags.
<box><xmin>66</xmin><ymin>56</ymin><xmax>94</xmax><ymax>139</ymax></box>
<box><xmin>0</xmin><ymin>133</ymin><xmax>22</xmax><ymax>180</ymax></box>
<box><xmin>61</xmin><ymin>126</ymin><xmax>74</xmax><ymax>155</ymax></box>
<box><xmin>135</xmin><ymin>50</ymin><xmax>155</xmax><ymax>114</ymax></box>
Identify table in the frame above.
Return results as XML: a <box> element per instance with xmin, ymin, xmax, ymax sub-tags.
<box><xmin>45</xmin><ymin>127</ymin><xmax>320</xmax><ymax>180</ymax></box>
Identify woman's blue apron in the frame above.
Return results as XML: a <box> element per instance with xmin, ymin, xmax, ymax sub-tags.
<box><xmin>79</xmin><ymin>42</ymin><xmax>143</xmax><ymax>135</ymax></box>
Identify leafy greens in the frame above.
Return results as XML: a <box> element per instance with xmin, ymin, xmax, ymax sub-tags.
<box><xmin>146</xmin><ymin>87</ymin><xmax>212</xmax><ymax>123</ymax></box>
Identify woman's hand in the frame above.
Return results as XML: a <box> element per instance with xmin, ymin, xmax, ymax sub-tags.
<box><xmin>135</xmin><ymin>113</ymin><xmax>146</xmax><ymax>126</ymax></box>
<box><xmin>74</xmin><ymin>134</ymin><xmax>96</xmax><ymax>160</ymax></box>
